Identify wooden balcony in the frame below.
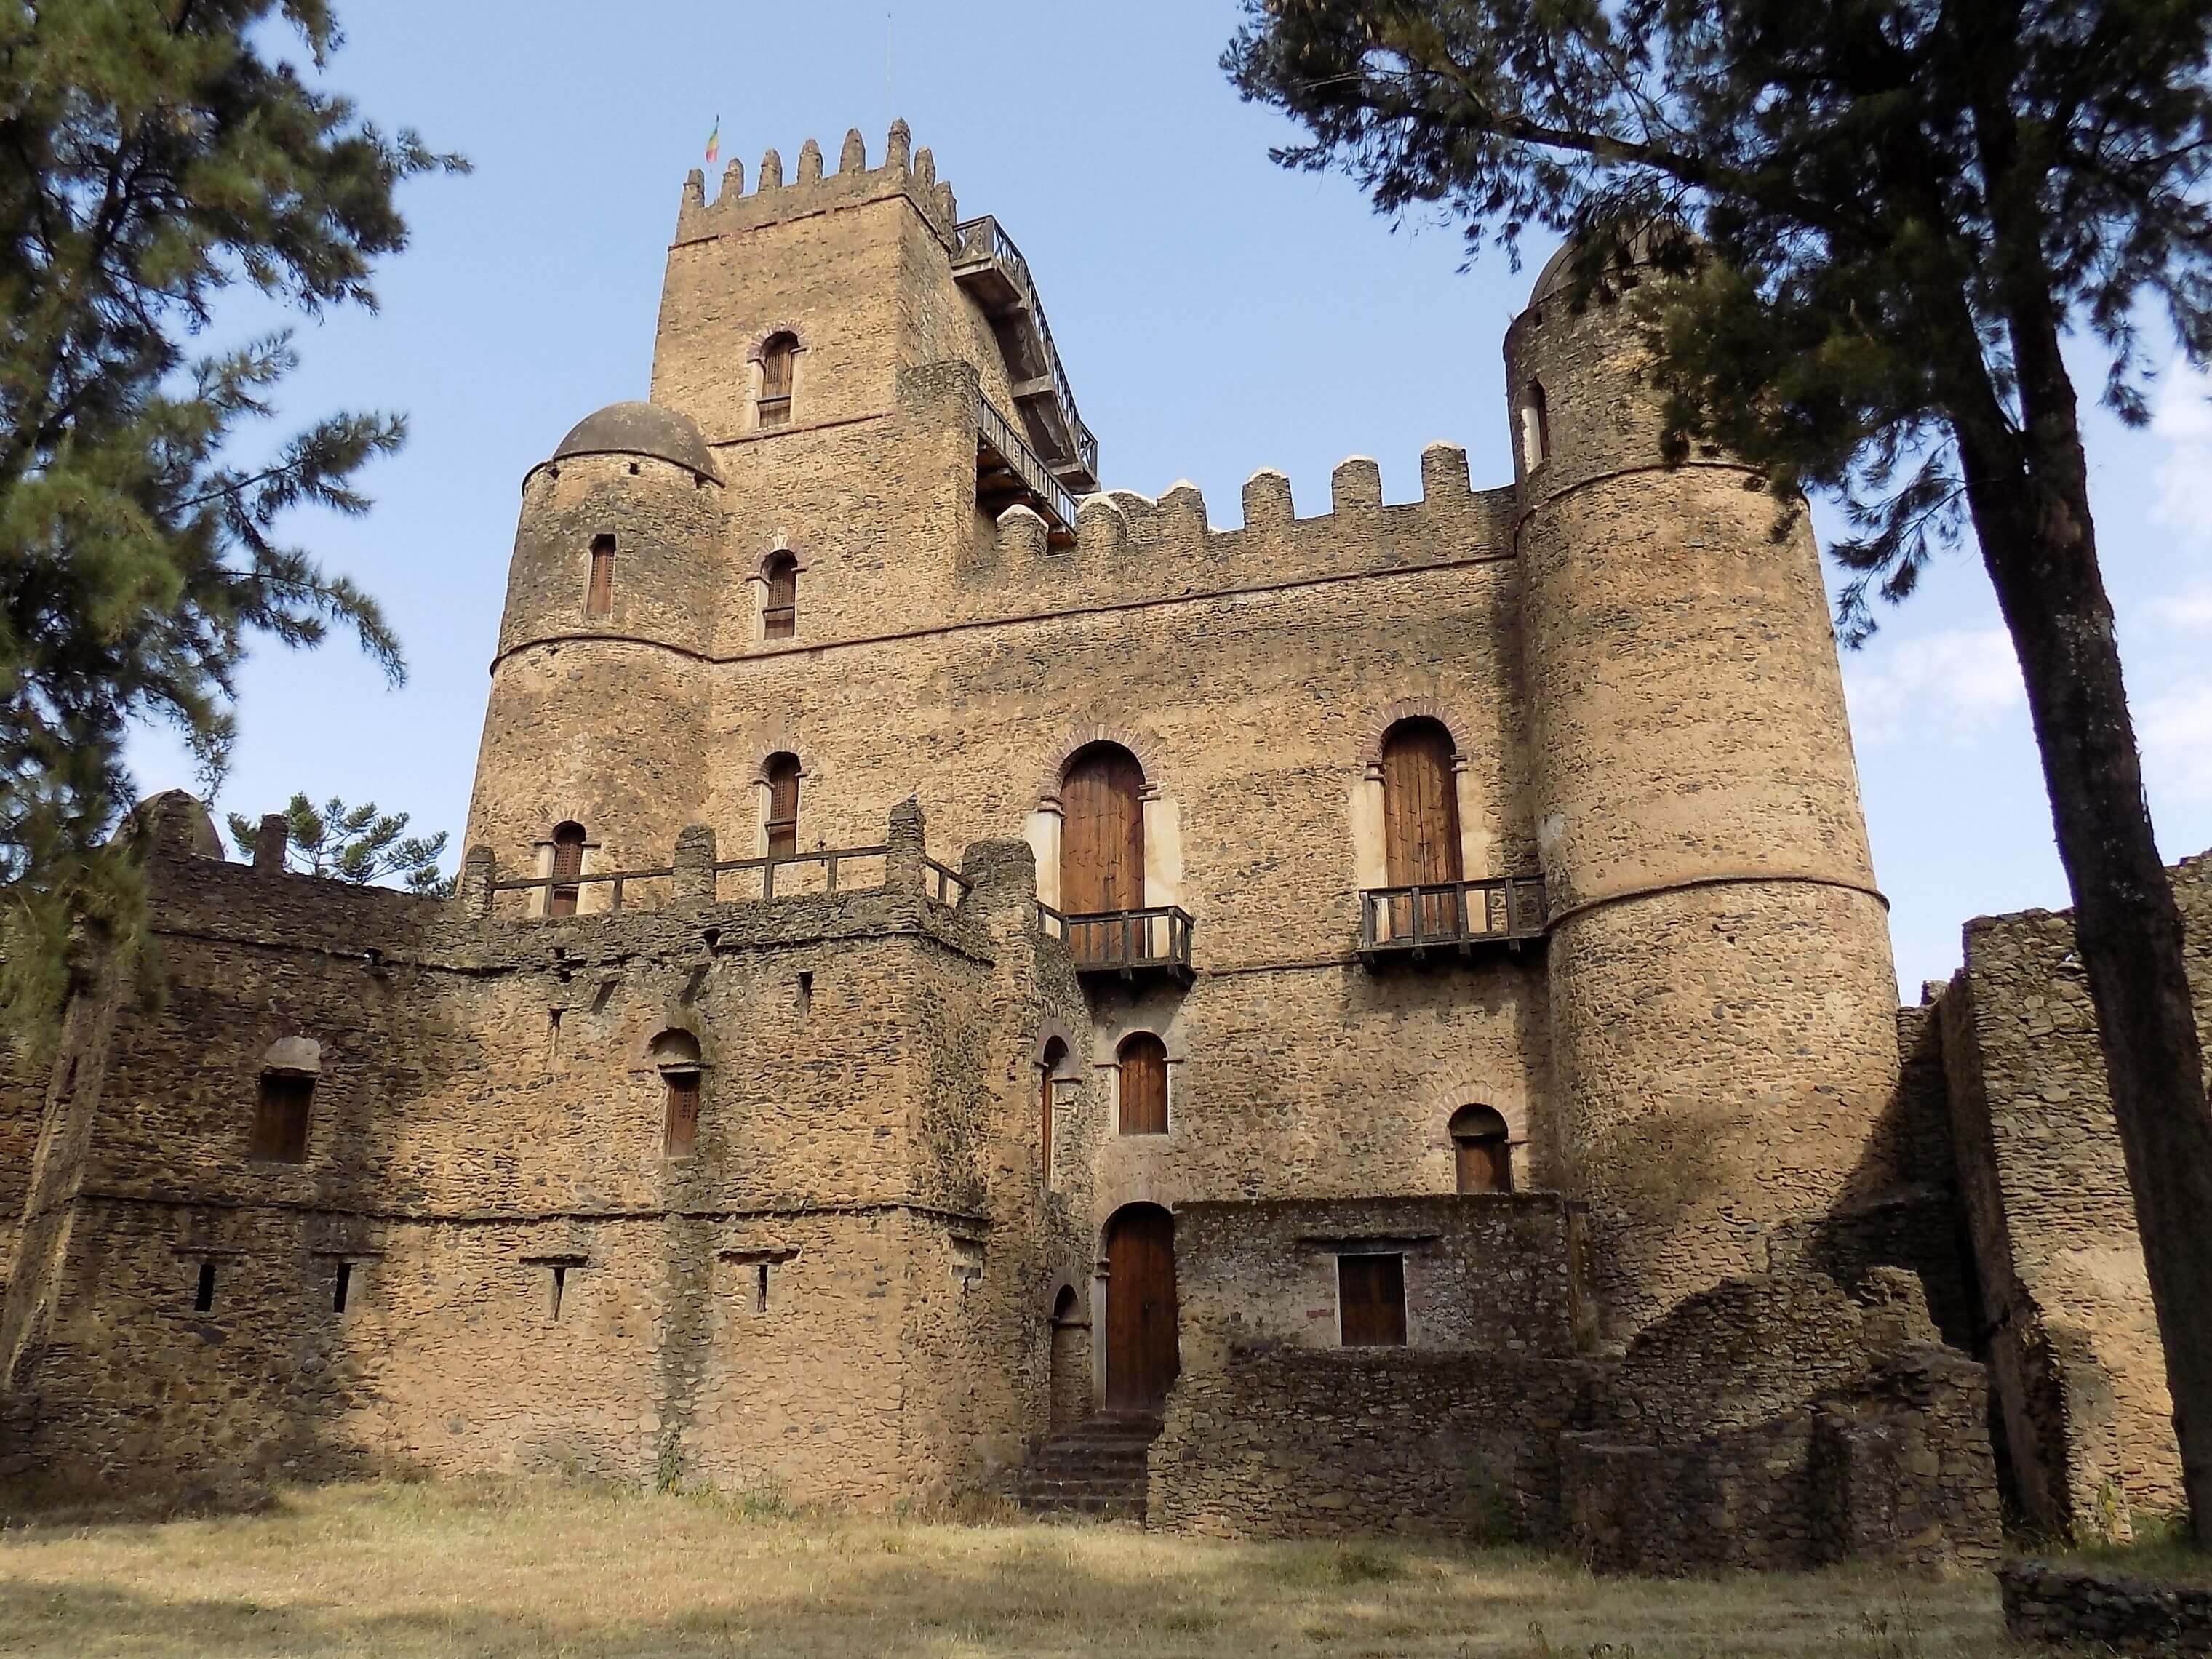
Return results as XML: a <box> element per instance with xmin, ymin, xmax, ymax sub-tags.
<box><xmin>1039</xmin><ymin>904</ymin><xmax>1194</xmax><ymax>983</ymax></box>
<box><xmin>1358</xmin><ymin>876</ymin><xmax>1548</xmax><ymax>963</ymax></box>
<box><xmin>977</xmin><ymin>394</ymin><xmax>1077</xmax><ymax>547</ymax></box>
<box><xmin>953</xmin><ymin>215</ymin><xmax>1100</xmax><ymax>492</ymax></box>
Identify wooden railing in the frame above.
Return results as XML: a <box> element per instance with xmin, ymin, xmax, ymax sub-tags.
<box><xmin>953</xmin><ymin>215</ymin><xmax>1099</xmax><ymax>481</ymax></box>
<box><xmin>1037</xmin><ymin>904</ymin><xmax>1194</xmax><ymax>977</ymax></box>
<box><xmin>1359</xmin><ymin>876</ymin><xmax>1548</xmax><ymax>956</ymax></box>
<box><xmin>976</xmin><ymin>393</ymin><xmax>1078</xmax><ymax>533</ymax></box>
<box><xmin>491</xmin><ymin>844</ymin><xmax>973</xmax><ymax>914</ymax></box>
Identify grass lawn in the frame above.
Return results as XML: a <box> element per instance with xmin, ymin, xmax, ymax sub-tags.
<box><xmin>0</xmin><ymin>1478</ymin><xmax>2024</xmax><ymax>1658</ymax></box>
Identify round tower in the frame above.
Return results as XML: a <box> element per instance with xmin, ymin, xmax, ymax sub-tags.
<box><xmin>1506</xmin><ymin>247</ymin><xmax>1901</xmax><ymax>1338</ymax></box>
<box><xmin>463</xmin><ymin>401</ymin><xmax>727</xmax><ymax>906</ymax></box>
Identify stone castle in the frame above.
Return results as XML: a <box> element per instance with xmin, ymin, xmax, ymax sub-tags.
<box><xmin>0</xmin><ymin>122</ymin><xmax>2184</xmax><ymax>1567</ymax></box>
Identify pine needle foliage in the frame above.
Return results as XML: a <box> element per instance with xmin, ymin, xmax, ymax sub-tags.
<box><xmin>0</xmin><ymin>1</ymin><xmax>464</xmax><ymax>1050</ymax></box>
<box><xmin>227</xmin><ymin>793</ymin><xmax>451</xmax><ymax>896</ymax></box>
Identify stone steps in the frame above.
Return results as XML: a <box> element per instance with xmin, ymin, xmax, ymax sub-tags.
<box><xmin>1013</xmin><ymin>1412</ymin><xmax>1162</xmax><ymax>1522</ymax></box>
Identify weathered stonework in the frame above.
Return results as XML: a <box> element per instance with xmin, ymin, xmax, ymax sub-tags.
<box><xmin>0</xmin><ymin>127</ymin><xmax>2043</xmax><ymax>1561</ymax></box>
<box><xmin>2003</xmin><ymin>1559</ymin><xmax>2212</xmax><ymax>1652</ymax></box>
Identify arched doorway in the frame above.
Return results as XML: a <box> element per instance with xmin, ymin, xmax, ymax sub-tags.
<box><xmin>1061</xmin><ymin>742</ymin><xmax>1144</xmax><ymax>916</ymax></box>
<box><xmin>1450</xmin><ymin>1103</ymin><xmax>1512</xmax><ymax>1193</ymax></box>
<box><xmin>1381</xmin><ymin>716</ymin><xmax>1462</xmax><ymax>939</ymax></box>
<box><xmin>1103</xmin><ymin>1203</ymin><xmax>1178</xmax><ymax>1413</ymax></box>
<box><xmin>1048</xmin><ymin>1284</ymin><xmax>1090</xmax><ymax>1429</ymax></box>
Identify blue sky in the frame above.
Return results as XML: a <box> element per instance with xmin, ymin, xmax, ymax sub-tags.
<box><xmin>123</xmin><ymin>0</ymin><xmax>2212</xmax><ymax>996</ymax></box>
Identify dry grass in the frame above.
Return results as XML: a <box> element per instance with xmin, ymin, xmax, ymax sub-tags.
<box><xmin>0</xmin><ymin>1477</ymin><xmax>2027</xmax><ymax>1658</ymax></box>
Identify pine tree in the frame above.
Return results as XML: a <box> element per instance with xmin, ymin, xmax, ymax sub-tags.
<box><xmin>1228</xmin><ymin>0</ymin><xmax>2212</xmax><ymax>1543</ymax></box>
<box><xmin>0</xmin><ymin>1</ymin><xmax>463</xmax><ymax>1046</ymax></box>
<box><xmin>228</xmin><ymin>793</ymin><xmax>452</xmax><ymax>896</ymax></box>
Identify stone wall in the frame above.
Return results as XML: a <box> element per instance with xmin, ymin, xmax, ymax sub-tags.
<box><xmin>2003</xmin><ymin>1559</ymin><xmax>2212</xmax><ymax>1653</ymax></box>
<box><xmin>0</xmin><ymin>799</ymin><xmax>1087</xmax><ymax>1503</ymax></box>
<box><xmin>1932</xmin><ymin>861</ymin><xmax>2203</xmax><ymax>1535</ymax></box>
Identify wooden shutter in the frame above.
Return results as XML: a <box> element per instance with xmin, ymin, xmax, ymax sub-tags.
<box><xmin>1118</xmin><ymin>1033</ymin><xmax>1167</xmax><ymax>1135</ymax></box>
<box><xmin>764</xmin><ymin>757</ymin><xmax>799</xmax><ymax>858</ymax></box>
<box><xmin>586</xmin><ymin>536</ymin><xmax>615</xmax><ymax>618</ymax></box>
<box><xmin>249</xmin><ymin>1073</ymin><xmax>314</xmax><ymax>1163</ymax></box>
<box><xmin>1338</xmin><ymin>1254</ymin><xmax>1407</xmax><ymax>1346</ymax></box>
<box><xmin>764</xmin><ymin>555</ymin><xmax>796</xmax><ymax>639</ymax></box>
<box><xmin>1061</xmin><ymin>745</ymin><xmax>1145</xmax><ymax>916</ymax></box>
<box><xmin>549</xmin><ymin>825</ymin><xmax>585</xmax><ymax>918</ymax></box>
<box><xmin>1456</xmin><ymin>1137</ymin><xmax>1512</xmax><ymax>1194</ymax></box>
<box><xmin>759</xmin><ymin>335</ymin><xmax>795</xmax><ymax>428</ymax></box>
<box><xmin>663</xmin><ymin>1072</ymin><xmax>700</xmax><ymax>1156</ymax></box>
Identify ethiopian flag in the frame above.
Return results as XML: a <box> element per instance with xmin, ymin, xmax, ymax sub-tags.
<box><xmin>705</xmin><ymin>116</ymin><xmax>720</xmax><ymax>166</ymax></box>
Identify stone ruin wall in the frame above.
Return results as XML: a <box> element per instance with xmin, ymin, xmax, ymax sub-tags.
<box><xmin>0</xmin><ymin>802</ymin><xmax>1093</xmax><ymax>1503</ymax></box>
<box><xmin>1922</xmin><ymin>857</ymin><xmax>2212</xmax><ymax>1535</ymax></box>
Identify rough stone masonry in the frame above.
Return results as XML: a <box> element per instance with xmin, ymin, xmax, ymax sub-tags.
<box><xmin>0</xmin><ymin>119</ymin><xmax>2176</xmax><ymax>1569</ymax></box>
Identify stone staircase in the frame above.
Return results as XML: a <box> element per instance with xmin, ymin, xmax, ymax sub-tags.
<box><xmin>1013</xmin><ymin>1412</ymin><xmax>1162</xmax><ymax>1521</ymax></box>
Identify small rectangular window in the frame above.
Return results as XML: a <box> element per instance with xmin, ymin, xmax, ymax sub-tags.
<box><xmin>193</xmin><ymin>1259</ymin><xmax>217</xmax><ymax>1314</ymax></box>
<box><xmin>1338</xmin><ymin>1253</ymin><xmax>1407</xmax><ymax>1347</ymax></box>
<box><xmin>755</xmin><ymin>1262</ymin><xmax>770</xmax><ymax>1314</ymax></box>
<box><xmin>795</xmin><ymin>972</ymin><xmax>813</xmax><ymax>1018</ymax></box>
<box><xmin>586</xmin><ymin>535</ymin><xmax>615</xmax><ymax>618</ymax></box>
<box><xmin>249</xmin><ymin>1073</ymin><xmax>314</xmax><ymax>1163</ymax></box>
<box><xmin>332</xmin><ymin>1260</ymin><xmax>353</xmax><ymax>1314</ymax></box>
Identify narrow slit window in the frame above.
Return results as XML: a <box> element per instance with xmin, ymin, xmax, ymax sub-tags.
<box><xmin>548</xmin><ymin>822</ymin><xmax>586</xmax><ymax>918</ymax></box>
<box><xmin>1040</xmin><ymin>1037</ymin><xmax>1067</xmax><ymax>1184</ymax></box>
<box><xmin>549</xmin><ymin>1263</ymin><xmax>567</xmax><ymax>1321</ymax></box>
<box><xmin>193</xmin><ymin>1260</ymin><xmax>217</xmax><ymax>1314</ymax></box>
<box><xmin>758</xmin><ymin>332</ymin><xmax>797</xmax><ymax>429</ymax></box>
<box><xmin>755</xmin><ymin>1262</ymin><xmax>770</xmax><ymax>1314</ymax></box>
<box><xmin>586</xmin><ymin>534</ymin><xmax>615</xmax><ymax>618</ymax></box>
<box><xmin>762</xmin><ymin>552</ymin><xmax>798</xmax><ymax>640</ymax></box>
<box><xmin>1520</xmin><ymin>382</ymin><xmax>1550</xmax><ymax>469</ymax></box>
<box><xmin>795</xmin><ymin>972</ymin><xmax>813</xmax><ymax>1018</ymax></box>
<box><xmin>249</xmin><ymin>1071</ymin><xmax>314</xmax><ymax>1163</ymax></box>
<box><xmin>332</xmin><ymin>1260</ymin><xmax>353</xmax><ymax>1314</ymax></box>
<box><xmin>763</xmin><ymin>754</ymin><xmax>800</xmax><ymax>860</ymax></box>
<box><xmin>1338</xmin><ymin>1253</ymin><xmax>1408</xmax><ymax>1347</ymax></box>
<box><xmin>547</xmin><ymin>1008</ymin><xmax>563</xmax><ymax>1067</ymax></box>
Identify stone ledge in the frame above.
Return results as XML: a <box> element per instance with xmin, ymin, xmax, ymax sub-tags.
<box><xmin>2002</xmin><ymin>1558</ymin><xmax>2212</xmax><ymax>1652</ymax></box>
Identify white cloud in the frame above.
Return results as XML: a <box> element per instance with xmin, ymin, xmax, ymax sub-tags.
<box><xmin>1844</xmin><ymin>627</ymin><xmax>2025</xmax><ymax>745</ymax></box>
<box><xmin>2141</xmin><ymin>681</ymin><xmax>2212</xmax><ymax>803</ymax></box>
<box><xmin>2151</xmin><ymin>361</ymin><xmax>2212</xmax><ymax>542</ymax></box>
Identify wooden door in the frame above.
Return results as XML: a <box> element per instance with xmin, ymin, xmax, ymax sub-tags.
<box><xmin>1455</xmin><ymin>1136</ymin><xmax>1512</xmax><ymax>1194</ymax></box>
<box><xmin>1117</xmin><ymin>1033</ymin><xmax>1167</xmax><ymax>1135</ymax></box>
<box><xmin>764</xmin><ymin>756</ymin><xmax>800</xmax><ymax>860</ymax></box>
<box><xmin>1381</xmin><ymin>720</ymin><xmax>1463</xmax><ymax>940</ymax></box>
<box><xmin>549</xmin><ymin>825</ymin><xmax>586</xmax><ymax>918</ymax></box>
<box><xmin>1061</xmin><ymin>746</ymin><xmax>1144</xmax><ymax>964</ymax></box>
<box><xmin>663</xmin><ymin>1072</ymin><xmax>700</xmax><ymax>1156</ymax></box>
<box><xmin>1105</xmin><ymin>1205</ymin><xmax>1178</xmax><ymax>1412</ymax></box>
<box><xmin>1338</xmin><ymin>1253</ymin><xmax>1408</xmax><ymax>1346</ymax></box>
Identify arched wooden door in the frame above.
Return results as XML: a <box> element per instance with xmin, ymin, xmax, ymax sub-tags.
<box><xmin>1381</xmin><ymin>719</ymin><xmax>1463</xmax><ymax>940</ymax></box>
<box><xmin>1104</xmin><ymin>1204</ymin><xmax>1178</xmax><ymax>1412</ymax></box>
<box><xmin>1062</xmin><ymin>745</ymin><xmax>1144</xmax><ymax>915</ymax></box>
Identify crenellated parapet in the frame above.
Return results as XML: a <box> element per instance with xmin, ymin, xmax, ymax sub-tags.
<box><xmin>674</xmin><ymin>118</ymin><xmax>959</xmax><ymax>249</ymax></box>
<box><xmin>983</xmin><ymin>444</ymin><xmax>1513</xmax><ymax>612</ymax></box>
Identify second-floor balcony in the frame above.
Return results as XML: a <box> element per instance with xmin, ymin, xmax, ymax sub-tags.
<box><xmin>953</xmin><ymin>215</ymin><xmax>1099</xmax><ymax>492</ymax></box>
<box><xmin>1358</xmin><ymin>876</ymin><xmax>1548</xmax><ymax>962</ymax></box>
<box><xmin>1039</xmin><ymin>903</ymin><xmax>1194</xmax><ymax>984</ymax></box>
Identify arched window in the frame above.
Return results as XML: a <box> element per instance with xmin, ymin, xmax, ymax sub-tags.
<box><xmin>763</xmin><ymin>552</ymin><xmax>798</xmax><ymax>640</ymax></box>
<box><xmin>1061</xmin><ymin>743</ymin><xmax>1144</xmax><ymax>919</ymax></box>
<box><xmin>759</xmin><ymin>332</ymin><xmax>797</xmax><ymax>429</ymax></box>
<box><xmin>1117</xmin><ymin>1031</ymin><xmax>1167</xmax><ymax>1136</ymax></box>
<box><xmin>1381</xmin><ymin>718</ymin><xmax>1463</xmax><ymax>938</ymax></box>
<box><xmin>1520</xmin><ymin>382</ymin><xmax>1550</xmax><ymax>469</ymax></box>
<box><xmin>763</xmin><ymin>754</ymin><xmax>800</xmax><ymax>859</ymax></box>
<box><xmin>586</xmin><ymin>534</ymin><xmax>615</xmax><ymax>619</ymax></box>
<box><xmin>1039</xmin><ymin>1036</ymin><xmax>1067</xmax><ymax>1181</ymax></box>
<box><xmin>548</xmin><ymin>822</ymin><xmax>586</xmax><ymax>917</ymax></box>
<box><xmin>249</xmin><ymin>1070</ymin><xmax>314</xmax><ymax>1163</ymax></box>
<box><xmin>654</xmin><ymin>1030</ymin><xmax>703</xmax><ymax>1157</ymax></box>
<box><xmin>1450</xmin><ymin>1103</ymin><xmax>1512</xmax><ymax>1194</ymax></box>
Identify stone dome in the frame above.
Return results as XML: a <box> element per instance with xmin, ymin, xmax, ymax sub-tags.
<box><xmin>550</xmin><ymin>401</ymin><xmax>721</xmax><ymax>483</ymax></box>
<box><xmin>1527</xmin><ymin>228</ymin><xmax>1674</xmax><ymax>306</ymax></box>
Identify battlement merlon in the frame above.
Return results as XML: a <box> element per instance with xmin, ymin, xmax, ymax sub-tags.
<box><xmin>673</xmin><ymin>119</ymin><xmax>1097</xmax><ymax>494</ymax></box>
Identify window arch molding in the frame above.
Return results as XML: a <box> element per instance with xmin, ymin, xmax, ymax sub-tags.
<box><xmin>1032</xmin><ymin>1016</ymin><xmax>1082</xmax><ymax>1075</ymax></box>
<box><xmin>1356</xmin><ymin>698</ymin><xmax>1478</xmax><ymax>771</ymax></box>
<box><xmin>1034</xmin><ymin>723</ymin><xmax>1167</xmax><ymax>807</ymax></box>
<box><xmin>743</xmin><ymin>322</ymin><xmax>809</xmax><ymax>366</ymax></box>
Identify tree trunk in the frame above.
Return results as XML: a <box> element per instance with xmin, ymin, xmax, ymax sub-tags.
<box><xmin>1955</xmin><ymin>396</ymin><xmax>2212</xmax><ymax>1546</ymax></box>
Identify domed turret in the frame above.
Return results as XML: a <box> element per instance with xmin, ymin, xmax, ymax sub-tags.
<box><xmin>462</xmin><ymin>401</ymin><xmax>730</xmax><ymax>908</ymax></box>
<box><xmin>1506</xmin><ymin>248</ymin><xmax>1901</xmax><ymax>1337</ymax></box>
